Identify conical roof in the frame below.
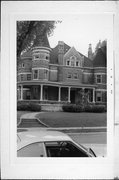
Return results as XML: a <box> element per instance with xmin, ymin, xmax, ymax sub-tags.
<box><xmin>93</xmin><ymin>48</ymin><xmax>106</xmax><ymax>67</ymax></box>
<box><xmin>33</xmin><ymin>33</ymin><xmax>50</xmax><ymax>48</ymax></box>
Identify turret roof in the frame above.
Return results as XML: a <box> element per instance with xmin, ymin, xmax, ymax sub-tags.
<box><xmin>33</xmin><ymin>33</ymin><xmax>50</xmax><ymax>48</ymax></box>
<box><xmin>93</xmin><ymin>48</ymin><xmax>106</xmax><ymax>67</ymax></box>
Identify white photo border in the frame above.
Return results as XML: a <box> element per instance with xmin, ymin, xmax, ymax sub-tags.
<box><xmin>1</xmin><ymin>1</ymin><xmax>116</xmax><ymax>179</ymax></box>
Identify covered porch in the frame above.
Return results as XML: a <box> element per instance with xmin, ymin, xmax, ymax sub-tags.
<box><xmin>17</xmin><ymin>83</ymin><xmax>96</xmax><ymax>104</ymax></box>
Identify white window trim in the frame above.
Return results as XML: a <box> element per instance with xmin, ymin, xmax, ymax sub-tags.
<box><xmin>66</xmin><ymin>57</ymin><xmax>80</xmax><ymax>67</ymax></box>
<box><xmin>32</xmin><ymin>67</ymin><xmax>49</xmax><ymax>71</ymax></box>
<box><xmin>96</xmin><ymin>91</ymin><xmax>102</xmax><ymax>102</ymax></box>
<box><xmin>18</xmin><ymin>72</ymin><xmax>32</xmax><ymax>75</ymax></box>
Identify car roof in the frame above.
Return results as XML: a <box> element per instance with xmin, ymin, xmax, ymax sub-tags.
<box><xmin>17</xmin><ymin>130</ymin><xmax>72</xmax><ymax>150</ymax></box>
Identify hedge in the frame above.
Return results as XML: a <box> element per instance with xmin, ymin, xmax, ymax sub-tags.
<box><xmin>62</xmin><ymin>104</ymin><xmax>106</xmax><ymax>113</ymax></box>
<box><xmin>62</xmin><ymin>104</ymin><xmax>83</xmax><ymax>112</ymax></box>
<box><xmin>84</xmin><ymin>105</ymin><xmax>106</xmax><ymax>113</ymax></box>
<box><xmin>17</xmin><ymin>101</ymin><xmax>41</xmax><ymax>111</ymax></box>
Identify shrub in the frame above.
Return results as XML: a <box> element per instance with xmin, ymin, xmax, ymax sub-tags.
<box><xmin>62</xmin><ymin>104</ymin><xmax>83</xmax><ymax>112</ymax></box>
<box><xmin>17</xmin><ymin>101</ymin><xmax>41</xmax><ymax>111</ymax></box>
<box><xmin>29</xmin><ymin>103</ymin><xmax>41</xmax><ymax>111</ymax></box>
<box><xmin>84</xmin><ymin>105</ymin><xmax>106</xmax><ymax>113</ymax></box>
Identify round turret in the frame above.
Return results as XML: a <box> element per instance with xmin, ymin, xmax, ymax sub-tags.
<box><xmin>31</xmin><ymin>34</ymin><xmax>51</xmax><ymax>81</ymax></box>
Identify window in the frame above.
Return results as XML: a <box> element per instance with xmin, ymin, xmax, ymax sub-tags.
<box><xmin>45</xmin><ymin>141</ymin><xmax>88</xmax><ymax>157</ymax></box>
<box><xmin>33</xmin><ymin>70</ymin><xmax>38</xmax><ymax>79</ymax></box>
<box><xmin>96</xmin><ymin>91</ymin><xmax>102</xmax><ymax>102</ymax></box>
<box><xmin>76</xmin><ymin>61</ymin><xmax>79</xmax><ymax>67</ymax></box>
<box><xmin>96</xmin><ymin>75</ymin><xmax>102</xmax><ymax>83</ymax></box>
<box><xmin>67</xmin><ymin>72</ymin><xmax>72</xmax><ymax>79</ymax></box>
<box><xmin>27</xmin><ymin>74</ymin><xmax>31</xmax><ymax>81</ymax></box>
<box><xmin>17</xmin><ymin>143</ymin><xmax>45</xmax><ymax>157</ymax></box>
<box><xmin>20</xmin><ymin>74</ymin><xmax>24</xmax><ymax>81</ymax></box>
<box><xmin>74</xmin><ymin>73</ymin><xmax>78</xmax><ymax>79</ymax></box>
<box><xmin>21</xmin><ymin>63</ymin><xmax>25</xmax><ymax>68</ymax></box>
<box><xmin>66</xmin><ymin>60</ymin><xmax>70</xmax><ymax>66</ymax></box>
<box><xmin>44</xmin><ymin>69</ymin><xmax>48</xmax><ymax>79</ymax></box>
<box><xmin>71</xmin><ymin>60</ymin><xmax>75</xmax><ymax>67</ymax></box>
<box><xmin>34</xmin><ymin>55</ymin><xmax>39</xmax><ymax>60</ymax></box>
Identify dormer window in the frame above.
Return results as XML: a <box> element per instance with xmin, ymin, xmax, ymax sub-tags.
<box><xmin>66</xmin><ymin>60</ymin><xmax>70</xmax><ymax>66</ymax></box>
<box><xmin>76</xmin><ymin>61</ymin><xmax>79</xmax><ymax>67</ymax></box>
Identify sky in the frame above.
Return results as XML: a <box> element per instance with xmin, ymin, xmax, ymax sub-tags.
<box><xmin>49</xmin><ymin>14</ymin><xmax>111</xmax><ymax>56</ymax></box>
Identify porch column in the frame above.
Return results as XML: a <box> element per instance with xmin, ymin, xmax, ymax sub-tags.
<box><xmin>58</xmin><ymin>87</ymin><xmax>61</xmax><ymax>102</ymax></box>
<box><xmin>40</xmin><ymin>84</ymin><xmax>43</xmax><ymax>101</ymax></box>
<box><xmin>20</xmin><ymin>85</ymin><xmax>23</xmax><ymax>100</ymax></box>
<box><xmin>93</xmin><ymin>88</ymin><xmax>95</xmax><ymax>103</ymax></box>
<box><xmin>68</xmin><ymin>87</ymin><xmax>71</xmax><ymax>103</ymax></box>
<box><xmin>82</xmin><ymin>88</ymin><xmax>85</xmax><ymax>104</ymax></box>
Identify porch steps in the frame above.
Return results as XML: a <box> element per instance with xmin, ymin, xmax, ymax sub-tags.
<box><xmin>18</xmin><ymin>118</ymin><xmax>47</xmax><ymax>128</ymax></box>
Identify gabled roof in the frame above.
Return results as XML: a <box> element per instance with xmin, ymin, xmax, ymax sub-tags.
<box><xmin>64</xmin><ymin>46</ymin><xmax>82</xmax><ymax>59</ymax></box>
<box><xmin>93</xmin><ymin>48</ymin><xmax>106</xmax><ymax>67</ymax></box>
<box><xmin>50</xmin><ymin>43</ymin><xmax>93</xmax><ymax>67</ymax></box>
<box><xmin>20</xmin><ymin>40</ymin><xmax>93</xmax><ymax>68</ymax></box>
<box><xmin>50</xmin><ymin>43</ymin><xmax>70</xmax><ymax>64</ymax></box>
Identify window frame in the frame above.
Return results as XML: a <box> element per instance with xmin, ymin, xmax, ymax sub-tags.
<box><xmin>67</xmin><ymin>72</ymin><xmax>72</xmax><ymax>79</ymax></box>
<box><xmin>96</xmin><ymin>91</ymin><xmax>102</xmax><ymax>102</ymax></box>
<box><xmin>33</xmin><ymin>69</ymin><xmax>39</xmax><ymax>80</ymax></box>
<box><xmin>96</xmin><ymin>74</ymin><xmax>102</xmax><ymax>84</ymax></box>
<box><xmin>74</xmin><ymin>73</ymin><xmax>78</xmax><ymax>79</ymax></box>
<box><xmin>44</xmin><ymin>141</ymin><xmax>90</xmax><ymax>157</ymax></box>
<box><xmin>26</xmin><ymin>73</ymin><xmax>32</xmax><ymax>81</ymax></box>
<box><xmin>66</xmin><ymin>60</ymin><xmax>70</xmax><ymax>66</ymax></box>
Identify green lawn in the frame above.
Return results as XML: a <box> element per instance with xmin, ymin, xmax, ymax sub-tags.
<box><xmin>36</xmin><ymin>112</ymin><xmax>107</xmax><ymax>128</ymax></box>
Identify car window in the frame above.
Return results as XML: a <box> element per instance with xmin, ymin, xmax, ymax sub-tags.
<box><xmin>17</xmin><ymin>142</ymin><xmax>45</xmax><ymax>157</ymax></box>
<box><xmin>45</xmin><ymin>141</ymin><xmax>89</xmax><ymax>157</ymax></box>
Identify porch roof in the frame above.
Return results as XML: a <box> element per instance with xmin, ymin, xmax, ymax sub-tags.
<box><xmin>18</xmin><ymin>80</ymin><xmax>97</xmax><ymax>89</ymax></box>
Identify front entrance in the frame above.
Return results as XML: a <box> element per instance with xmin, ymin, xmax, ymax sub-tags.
<box><xmin>70</xmin><ymin>90</ymin><xmax>76</xmax><ymax>104</ymax></box>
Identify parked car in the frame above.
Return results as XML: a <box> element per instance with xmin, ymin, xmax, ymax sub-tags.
<box><xmin>17</xmin><ymin>130</ymin><xmax>96</xmax><ymax>157</ymax></box>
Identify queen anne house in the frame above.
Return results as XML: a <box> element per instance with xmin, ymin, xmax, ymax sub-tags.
<box><xmin>17</xmin><ymin>34</ymin><xmax>107</xmax><ymax>109</ymax></box>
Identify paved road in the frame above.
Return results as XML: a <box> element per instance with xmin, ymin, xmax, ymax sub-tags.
<box><xmin>68</xmin><ymin>132</ymin><xmax>107</xmax><ymax>157</ymax></box>
<box><xmin>17</xmin><ymin>128</ymin><xmax>106</xmax><ymax>157</ymax></box>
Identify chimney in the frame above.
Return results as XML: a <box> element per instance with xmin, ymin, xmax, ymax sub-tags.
<box><xmin>88</xmin><ymin>43</ymin><xmax>93</xmax><ymax>60</ymax></box>
<box><xmin>58</xmin><ymin>41</ymin><xmax>64</xmax><ymax>65</ymax></box>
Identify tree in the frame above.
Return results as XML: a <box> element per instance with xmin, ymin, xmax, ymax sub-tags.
<box><xmin>17</xmin><ymin>21</ymin><xmax>60</xmax><ymax>58</ymax></box>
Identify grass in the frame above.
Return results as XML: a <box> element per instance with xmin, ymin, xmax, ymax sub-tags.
<box><xmin>35</xmin><ymin>112</ymin><xmax>107</xmax><ymax>128</ymax></box>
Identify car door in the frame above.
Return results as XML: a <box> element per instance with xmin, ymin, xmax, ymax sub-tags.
<box><xmin>17</xmin><ymin>142</ymin><xmax>46</xmax><ymax>157</ymax></box>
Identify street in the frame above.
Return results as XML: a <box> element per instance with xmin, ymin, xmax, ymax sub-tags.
<box><xmin>17</xmin><ymin>128</ymin><xmax>106</xmax><ymax>157</ymax></box>
<box><xmin>68</xmin><ymin>132</ymin><xmax>107</xmax><ymax>157</ymax></box>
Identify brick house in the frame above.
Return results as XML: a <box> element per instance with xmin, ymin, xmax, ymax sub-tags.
<box><xmin>17</xmin><ymin>34</ymin><xmax>107</xmax><ymax>107</ymax></box>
